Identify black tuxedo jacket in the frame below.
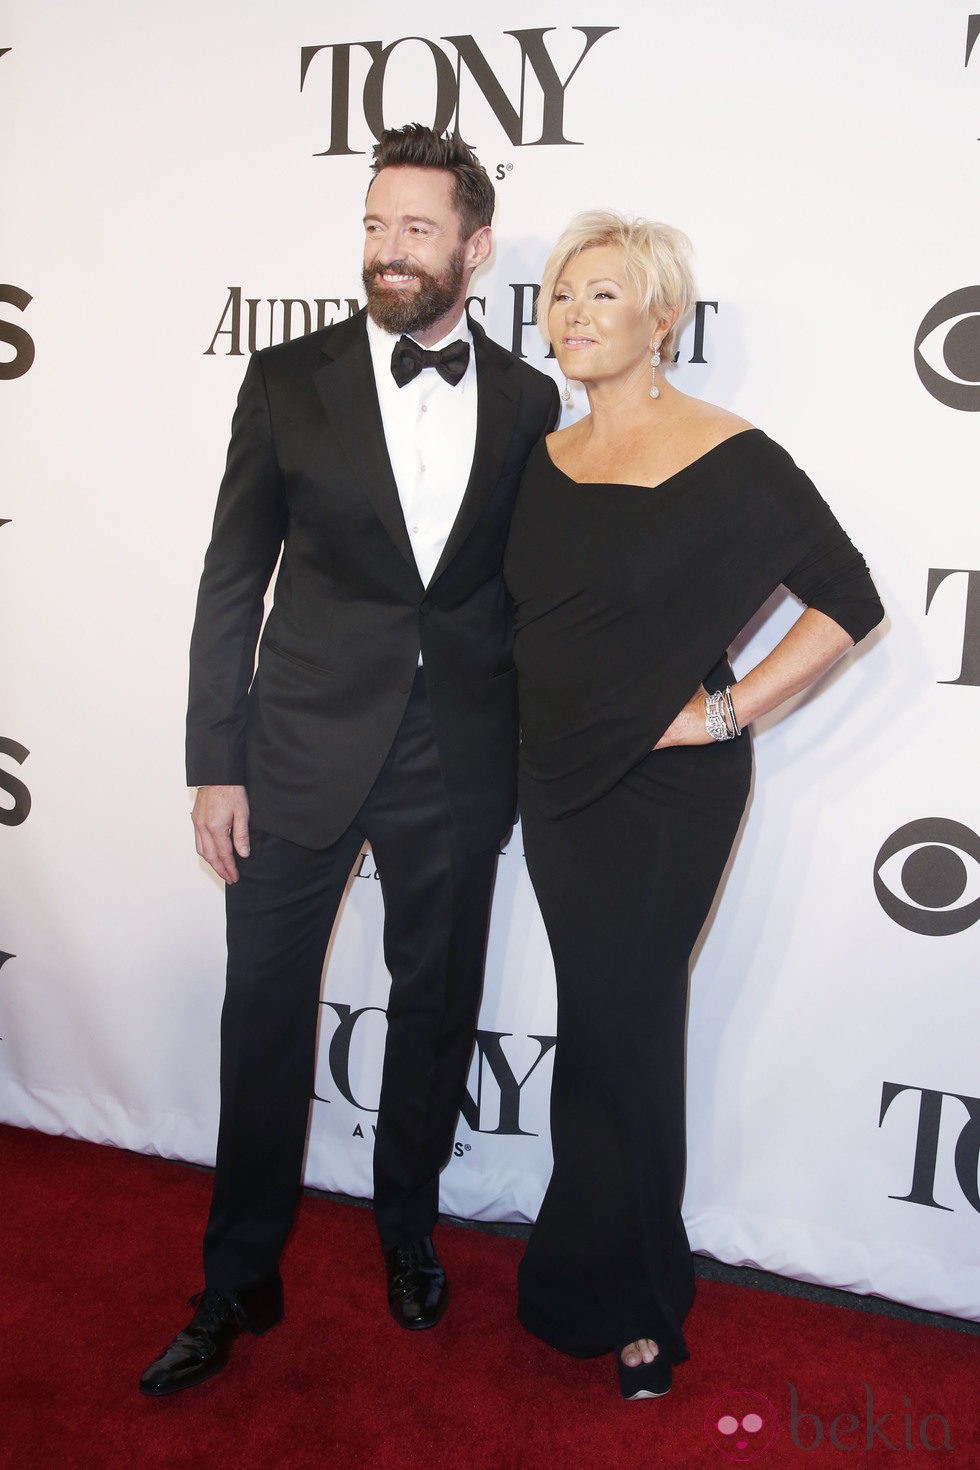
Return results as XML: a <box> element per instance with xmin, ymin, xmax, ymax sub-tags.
<box><xmin>186</xmin><ymin>309</ymin><xmax>560</xmax><ymax>851</ymax></box>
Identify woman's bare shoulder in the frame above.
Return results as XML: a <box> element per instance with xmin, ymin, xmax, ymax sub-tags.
<box><xmin>684</xmin><ymin>397</ymin><xmax>754</xmax><ymax>434</ymax></box>
<box><xmin>672</xmin><ymin>397</ymin><xmax>755</xmax><ymax>455</ymax></box>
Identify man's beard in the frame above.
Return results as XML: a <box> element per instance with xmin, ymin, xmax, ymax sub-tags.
<box><xmin>363</xmin><ymin>247</ymin><xmax>466</xmax><ymax>336</ymax></box>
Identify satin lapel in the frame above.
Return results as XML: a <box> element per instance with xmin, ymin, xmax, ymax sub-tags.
<box><xmin>311</xmin><ymin>321</ymin><xmax>419</xmax><ymax>575</ymax></box>
<box><xmin>430</xmin><ymin>322</ymin><xmax>520</xmax><ymax>583</ymax></box>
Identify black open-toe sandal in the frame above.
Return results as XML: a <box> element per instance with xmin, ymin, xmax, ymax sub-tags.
<box><xmin>616</xmin><ymin>1344</ymin><xmax>672</xmax><ymax>1400</ymax></box>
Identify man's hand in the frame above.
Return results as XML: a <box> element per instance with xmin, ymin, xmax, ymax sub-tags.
<box><xmin>191</xmin><ymin>784</ymin><xmax>251</xmax><ymax>883</ymax></box>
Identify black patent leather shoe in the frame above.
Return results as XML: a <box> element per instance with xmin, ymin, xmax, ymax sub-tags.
<box><xmin>383</xmin><ymin>1236</ymin><xmax>448</xmax><ymax>1330</ymax></box>
<box><xmin>139</xmin><ymin>1281</ymin><xmax>283</xmax><ymax>1396</ymax></box>
<box><xmin>616</xmin><ymin>1343</ymin><xmax>672</xmax><ymax>1400</ymax></box>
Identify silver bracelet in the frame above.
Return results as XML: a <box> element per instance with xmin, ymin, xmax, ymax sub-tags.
<box><xmin>724</xmin><ymin>685</ymin><xmax>741</xmax><ymax>738</ymax></box>
<box><xmin>705</xmin><ymin>688</ymin><xmax>735</xmax><ymax>742</ymax></box>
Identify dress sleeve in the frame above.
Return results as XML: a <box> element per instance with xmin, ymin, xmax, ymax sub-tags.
<box><xmin>782</xmin><ymin>532</ymin><xmax>884</xmax><ymax>644</ymax></box>
<box><xmin>760</xmin><ymin>440</ymin><xmax>884</xmax><ymax>645</ymax></box>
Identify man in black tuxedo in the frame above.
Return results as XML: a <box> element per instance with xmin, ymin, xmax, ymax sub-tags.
<box><xmin>140</xmin><ymin>125</ymin><xmax>559</xmax><ymax>1396</ymax></box>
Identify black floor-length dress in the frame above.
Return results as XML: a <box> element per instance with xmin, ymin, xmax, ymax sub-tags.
<box><xmin>503</xmin><ymin>429</ymin><xmax>884</xmax><ymax>1362</ymax></box>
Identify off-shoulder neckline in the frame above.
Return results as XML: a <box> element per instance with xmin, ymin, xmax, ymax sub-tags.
<box><xmin>543</xmin><ymin>426</ymin><xmax>764</xmax><ymax>491</ymax></box>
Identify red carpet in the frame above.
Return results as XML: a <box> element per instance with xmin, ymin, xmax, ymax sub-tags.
<box><xmin>2</xmin><ymin>1123</ymin><xmax>976</xmax><ymax>1468</ymax></box>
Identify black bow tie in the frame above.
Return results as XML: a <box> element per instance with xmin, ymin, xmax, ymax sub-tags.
<box><xmin>390</xmin><ymin>336</ymin><xmax>470</xmax><ymax>388</ymax></box>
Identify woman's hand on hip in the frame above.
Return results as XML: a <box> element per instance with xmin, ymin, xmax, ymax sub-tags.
<box><xmin>653</xmin><ymin>687</ymin><xmax>712</xmax><ymax>749</ymax></box>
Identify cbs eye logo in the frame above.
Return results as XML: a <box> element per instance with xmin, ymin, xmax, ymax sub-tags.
<box><xmin>914</xmin><ymin>286</ymin><xmax>980</xmax><ymax>411</ymax></box>
<box><xmin>874</xmin><ymin>818</ymin><xmax>980</xmax><ymax>935</ymax></box>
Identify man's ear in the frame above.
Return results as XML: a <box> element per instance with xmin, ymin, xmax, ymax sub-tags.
<box><xmin>464</xmin><ymin>225</ymin><xmax>493</xmax><ymax>272</ymax></box>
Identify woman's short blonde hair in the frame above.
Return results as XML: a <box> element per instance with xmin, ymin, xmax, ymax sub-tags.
<box><xmin>537</xmin><ymin>209</ymin><xmax>696</xmax><ymax>362</ymax></box>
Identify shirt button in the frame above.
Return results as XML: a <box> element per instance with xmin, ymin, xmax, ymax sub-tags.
<box><xmin>420</xmin><ymin>404</ymin><xmax>428</xmax><ymax>413</ymax></box>
<box><xmin>412</xmin><ymin>525</ymin><xmax>420</xmax><ymax>534</ymax></box>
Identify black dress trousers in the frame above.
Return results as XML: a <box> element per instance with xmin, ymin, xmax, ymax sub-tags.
<box><xmin>202</xmin><ymin>670</ymin><xmax>498</xmax><ymax>1294</ymax></box>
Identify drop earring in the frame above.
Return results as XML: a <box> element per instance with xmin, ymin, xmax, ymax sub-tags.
<box><xmin>649</xmin><ymin>342</ymin><xmax>662</xmax><ymax>400</ymax></box>
<box><xmin>561</xmin><ymin>377</ymin><xmax>573</xmax><ymax>405</ymax></box>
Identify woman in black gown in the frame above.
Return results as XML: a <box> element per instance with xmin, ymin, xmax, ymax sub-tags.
<box><xmin>503</xmin><ymin>211</ymin><xmax>883</xmax><ymax>1400</ymax></box>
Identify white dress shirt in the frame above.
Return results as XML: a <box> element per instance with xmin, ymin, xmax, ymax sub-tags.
<box><xmin>366</xmin><ymin>311</ymin><xmax>478</xmax><ymax>591</ymax></box>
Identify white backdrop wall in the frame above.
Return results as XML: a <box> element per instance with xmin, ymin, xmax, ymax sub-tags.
<box><xmin>2</xmin><ymin>2</ymin><xmax>978</xmax><ymax>1320</ymax></box>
